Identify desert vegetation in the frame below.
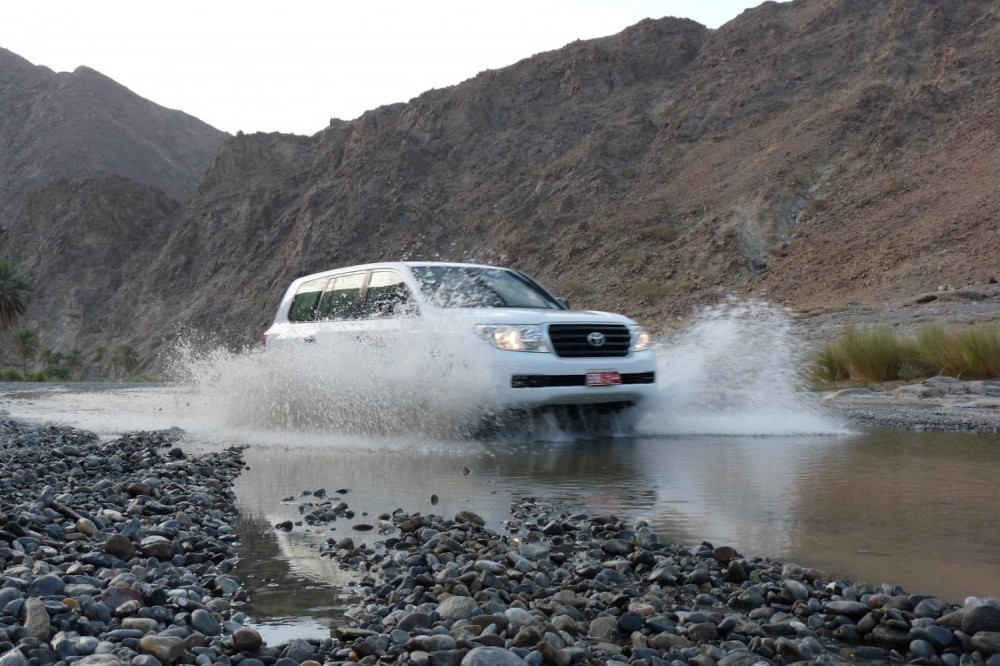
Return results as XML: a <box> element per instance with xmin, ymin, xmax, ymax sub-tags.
<box><xmin>813</xmin><ymin>324</ymin><xmax>1000</xmax><ymax>383</ymax></box>
<box><xmin>0</xmin><ymin>261</ymin><xmax>149</xmax><ymax>381</ymax></box>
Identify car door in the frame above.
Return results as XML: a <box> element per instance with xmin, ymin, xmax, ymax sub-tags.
<box><xmin>312</xmin><ymin>271</ymin><xmax>369</xmax><ymax>344</ymax></box>
<box><xmin>280</xmin><ymin>276</ymin><xmax>331</xmax><ymax>345</ymax></box>
<box><xmin>357</xmin><ymin>269</ymin><xmax>419</xmax><ymax>349</ymax></box>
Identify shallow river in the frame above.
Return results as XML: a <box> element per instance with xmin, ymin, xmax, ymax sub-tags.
<box><xmin>2</xmin><ymin>381</ymin><xmax>999</xmax><ymax>643</ymax></box>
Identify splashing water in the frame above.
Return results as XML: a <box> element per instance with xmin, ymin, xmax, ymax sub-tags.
<box><xmin>166</xmin><ymin>317</ymin><xmax>497</xmax><ymax>439</ymax></box>
<box><xmin>164</xmin><ymin>300</ymin><xmax>846</xmax><ymax>441</ymax></box>
<box><xmin>636</xmin><ymin>301</ymin><xmax>847</xmax><ymax>436</ymax></box>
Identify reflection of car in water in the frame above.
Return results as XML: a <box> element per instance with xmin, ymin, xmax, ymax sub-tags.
<box><xmin>262</xmin><ymin>262</ymin><xmax>656</xmax><ymax>422</ymax></box>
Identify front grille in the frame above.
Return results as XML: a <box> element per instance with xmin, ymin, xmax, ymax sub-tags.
<box><xmin>512</xmin><ymin>372</ymin><xmax>655</xmax><ymax>388</ymax></box>
<box><xmin>548</xmin><ymin>324</ymin><xmax>631</xmax><ymax>358</ymax></box>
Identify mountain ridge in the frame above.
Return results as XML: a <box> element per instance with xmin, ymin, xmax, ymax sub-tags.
<box><xmin>0</xmin><ymin>47</ymin><xmax>227</xmax><ymax>229</ymax></box>
<box><xmin>3</xmin><ymin>0</ymin><xmax>1000</xmax><ymax>364</ymax></box>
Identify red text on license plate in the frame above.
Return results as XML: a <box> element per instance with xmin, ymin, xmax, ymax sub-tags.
<box><xmin>586</xmin><ymin>371</ymin><xmax>622</xmax><ymax>386</ymax></box>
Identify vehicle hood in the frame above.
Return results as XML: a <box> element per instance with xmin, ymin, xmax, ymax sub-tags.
<box><xmin>425</xmin><ymin>307</ymin><xmax>637</xmax><ymax>326</ymax></box>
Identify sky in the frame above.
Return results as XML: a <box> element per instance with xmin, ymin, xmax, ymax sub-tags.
<box><xmin>2</xmin><ymin>1</ymin><xmax>777</xmax><ymax>136</ymax></box>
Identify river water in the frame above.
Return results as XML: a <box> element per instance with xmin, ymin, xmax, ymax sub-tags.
<box><xmin>1</xmin><ymin>381</ymin><xmax>999</xmax><ymax>642</ymax></box>
<box><xmin>2</xmin><ymin>304</ymin><xmax>998</xmax><ymax>640</ymax></box>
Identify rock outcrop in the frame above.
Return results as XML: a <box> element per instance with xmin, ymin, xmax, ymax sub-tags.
<box><xmin>4</xmin><ymin>0</ymin><xmax>1000</xmax><ymax>363</ymax></box>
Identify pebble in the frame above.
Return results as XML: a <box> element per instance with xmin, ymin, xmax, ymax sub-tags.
<box><xmin>963</xmin><ymin>604</ymin><xmax>1000</xmax><ymax>634</ymax></box>
<box><xmin>5</xmin><ymin>414</ymin><xmax>1000</xmax><ymax>666</ymax></box>
<box><xmin>231</xmin><ymin>627</ymin><xmax>264</xmax><ymax>652</ymax></box>
<box><xmin>437</xmin><ymin>595</ymin><xmax>479</xmax><ymax>620</ymax></box>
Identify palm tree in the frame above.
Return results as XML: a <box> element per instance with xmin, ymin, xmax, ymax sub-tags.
<box><xmin>0</xmin><ymin>262</ymin><xmax>32</xmax><ymax>330</ymax></box>
<box><xmin>40</xmin><ymin>348</ymin><xmax>63</xmax><ymax>368</ymax></box>
<box><xmin>10</xmin><ymin>329</ymin><xmax>39</xmax><ymax>375</ymax></box>
<box><xmin>92</xmin><ymin>345</ymin><xmax>107</xmax><ymax>377</ymax></box>
<box><xmin>113</xmin><ymin>343</ymin><xmax>141</xmax><ymax>377</ymax></box>
<box><xmin>66</xmin><ymin>348</ymin><xmax>84</xmax><ymax>376</ymax></box>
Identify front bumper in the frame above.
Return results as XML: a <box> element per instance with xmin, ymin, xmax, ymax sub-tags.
<box><xmin>483</xmin><ymin>349</ymin><xmax>657</xmax><ymax>409</ymax></box>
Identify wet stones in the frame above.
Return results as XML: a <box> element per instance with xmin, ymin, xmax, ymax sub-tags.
<box><xmin>616</xmin><ymin>612</ymin><xmax>644</xmax><ymax>634</ymax></box>
<box><xmin>438</xmin><ymin>595</ymin><xmax>479</xmax><ymax>620</ymax></box>
<box><xmin>139</xmin><ymin>535</ymin><xmax>176</xmax><ymax>559</ymax></box>
<box><xmin>21</xmin><ymin>598</ymin><xmax>50</xmax><ymax>640</ymax></box>
<box><xmin>231</xmin><ymin>627</ymin><xmax>264</xmax><ymax>652</ymax></box>
<box><xmin>712</xmin><ymin>545</ymin><xmax>740</xmax><ymax>565</ymax></box>
<box><xmin>103</xmin><ymin>533</ymin><xmax>135</xmax><ymax>558</ymax></box>
<box><xmin>0</xmin><ymin>648</ymin><xmax>29</xmax><ymax>666</ymax></box>
<box><xmin>823</xmin><ymin>600</ymin><xmax>870</xmax><ymax>618</ymax></box>
<box><xmin>589</xmin><ymin>617</ymin><xmax>618</xmax><ymax>640</ymax></box>
<box><xmin>138</xmin><ymin>635</ymin><xmax>186</xmax><ymax>664</ymax></box>
<box><xmin>461</xmin><ymin>646</ymin><xmax>529</xmax><ymax>666</ymax></box>
<box><xmin>456</xmin><ymin>510</ymin><xmax>485</xmax><ymax>526</ymax></box>
<box><xmin>972</xmin><ymin>632</ymin><xmax>1000</xmax><ymax>655</ymax></box>
<box><xmin>190</xmin><ymin>608</ymin><xmax>222</xmax><ymax>636</ymax></box>
<box><xmin>963</xmin><ymin>604</ymin><xmax>1000</xmax><ymax>634</ymax></box>
<box><xmin>27</xmin><ymin>573</ymin><xmax>65</xmax><ymax>597</ymax></box>
<box><xmin>0</xmin><ymin>418</ymin><xmax>249</xmax><ymax>666</ymax></box>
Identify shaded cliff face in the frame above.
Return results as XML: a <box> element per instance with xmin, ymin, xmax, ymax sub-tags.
<box><xmin>4</xmin><ymin>176</ymin><xmax>180</xmax><ymax>353</ymax></box>
<box><xmin>0</xmin><ymin>48</ymin><xmax>227</xmax><ymax>228</ymax></box>
<box><xmin>8</xmin><ymin>0</ymin><xmax>1000</xmax><ymax>361</ymax></box>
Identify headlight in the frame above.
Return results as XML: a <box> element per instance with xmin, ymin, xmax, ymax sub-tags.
<box><xmin>629</xmin><ymin>325</ymin><xmax>652</xmax><ymax>352</ymax></box>
<box><xmin>474</xmin><ymin>324</ymin><xmax>550</xmax><ymax>352</ymax></box>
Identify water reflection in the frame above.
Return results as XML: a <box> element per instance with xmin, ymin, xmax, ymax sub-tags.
<box><xmin>234</xmin><ymin>430</ymin><xmax>1000</xmax><ymax>615</ymax></box>
<box><xmin>233</xmin><ymin>511</ymin><xmax>350</xmax><ymax>630</ymax></box>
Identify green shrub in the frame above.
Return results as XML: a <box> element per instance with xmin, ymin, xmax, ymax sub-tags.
<box><xmin>812</xmin><ymin>346</ymin><xmax>850</xmax><ymax>383</ymax></box>
<box><xmin>0</xmin><ymin>368</ymin><xmax>24</xmax><ymax>381</ymax></box>
<box><xmin>44</xmin><ymin>366</ymin><xmax>72</xmax><ymax>381</ymax></box>
<box><xmin>914</xmin><ymin>325</ymin><xmax>963</xmax><ymax>376</ymax></box>
<box><xmin>814</xmin><ymin>323</ymin><xmax>1000</xmax><ymax>383</ymax></box>
<box><xmin>953</xmin><ymin>327</ymin><xmax>1000</xmax><ymax>379</ymax></box>
<box><xmin>835</xmin><ymin>325</ymin><xmax>904</xmax><ymax>382</ymax></box>
<box><xmin>637</xmin><ymin>224</ymin><xmax>679</xmax><ymax>243</ymax></box>
<box><xmin>632</xmin><ymin>280</ymin><xmax>674</xmax><ymax>300</ymax></box>
<box><xmin>557</xmin><ymin>278</ymin><xmax>587</xmax><ymax>297</ymax></box>
<box><xmin>620</xmin><ymin>249</ymin><xmax>647</xmax><ymax>270</ymax></box>
<box><xmin>28</xmin><ymin>371</ymin><xmax>48</xmax><ymax>382</ymax></box>
<box><xmin>127</xmin><ymin>374</ymin><xmax>159</xmax><ymax>383</ymax></box>
<box><xmin>801</xmin><ymin>198</ymin><xmax>829</xmax><ymax>219</ymax></box>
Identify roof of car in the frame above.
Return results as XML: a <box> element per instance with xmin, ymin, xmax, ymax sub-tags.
<box><xmin>286</xmin><ymin>261</ymin><xmax>512</xmax><ymax>288</ymax></box>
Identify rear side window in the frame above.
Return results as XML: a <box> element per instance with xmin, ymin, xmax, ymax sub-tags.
<box><xmin>364</xmin><ymin>270</ymin><xmax>416</xmax><ymax>319</ymax></box>
<box><xmin>288</xmin><ymin>278</ymin><xmax>328</xmax><ymax>322</ymax></box>
<box><xmin>317</xmin><ymin>272</ymin><xmax>366</xmax><ymax>320</ymax></box>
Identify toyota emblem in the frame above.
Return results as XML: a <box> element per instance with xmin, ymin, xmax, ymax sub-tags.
<box><xmin>587</xmin><ymin>332</ymin><xmax>606</xmax><ymax>347</ymax></box>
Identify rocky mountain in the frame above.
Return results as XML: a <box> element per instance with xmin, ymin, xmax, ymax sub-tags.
<box><xmin>4</xmin><ymin>0</ymin><xmax>1000</xmax><ymax>365</ymax></box>
<box><xmin>0</xmin><ymin>48</ymin><xmax>226</xmax><ymax>229</ymax></box>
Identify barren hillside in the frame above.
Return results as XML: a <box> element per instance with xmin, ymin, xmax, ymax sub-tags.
<box><xmin>0</xmin><ymin>48</ymin><xmax>226</xmax><ymax>228</ymax></box>
<box><xmin>4</xmin><ymin>0</ymin><xmax>1000</xmax><ymax>361</ymax></box>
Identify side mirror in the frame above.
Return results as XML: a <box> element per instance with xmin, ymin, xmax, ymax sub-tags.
<box><xmin>556</xmin><ymin>297</ymin><xmax>571</xmax><ymax>310</ymax></box>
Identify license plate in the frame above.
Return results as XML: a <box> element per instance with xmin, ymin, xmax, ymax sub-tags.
<box><xmin>586</xmin><ymin>371</ymin><xmax>622</xmax><ymax>387</ymax></box>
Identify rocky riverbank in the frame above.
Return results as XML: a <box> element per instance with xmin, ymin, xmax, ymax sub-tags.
<box><xmin>0</xmin><ymin>419</ymin><xmax>255</xmax><ymax>666</ymax></box>
<box><xmin>823</xmin><ymin>377</ymin><xmax>1000</xmax><ymax>434</ymax></box>
<box><xmin>4</xmin><ymin>416</ymin><xmax>1000</xmax><ymax>666</ymax></box>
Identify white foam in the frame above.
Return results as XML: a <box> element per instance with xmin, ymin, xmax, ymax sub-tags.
<box><xmin>1</xmin><ymin>301</ymin><xmax>847</xmax><ymax>443</ymax></box>
<box><xmin>635</xmin><ymin>300</ymin><xmax>849</xmax><ymax>436</ymax></box>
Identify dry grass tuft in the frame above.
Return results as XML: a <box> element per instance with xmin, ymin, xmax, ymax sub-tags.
<box><xmin>813</xmin><ymin>324</ymin><xmax>1000</xmax><ymax>383</ymax></box>
<box><xmin>632</xmin><ymin>280</ymin><xmax>674</xmax><ymax>300</ymax></box>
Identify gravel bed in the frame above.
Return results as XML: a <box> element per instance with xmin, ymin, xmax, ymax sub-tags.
<box><xmin>830</xmin><ymin>403</ymin><xmax>1000</xmax><ymax>434</ymax></box>
<box><xmin>0</xmin><ymin>419</ymin><xmax>251</xmax><ymax>666</ymax></box>
<box><xmin>823</xmin><ymin>378</ymin><xmax>1000</xmax><ymax>434</ymax></box>
<box><xmin>4</xmin><ymin>417</ymin><xmax>1000</xmax><ymax>666</ymax></box>
<box><xmin>304</xmin><ymin>498</ymin><xmax>1000</xmax><ymax>666</ymax></box>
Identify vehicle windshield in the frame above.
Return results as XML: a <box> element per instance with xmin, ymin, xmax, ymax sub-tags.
<box><xmin>410</xmin><ymin>266</ymin><xmax>563</xmax><ymax>309</ymax></box>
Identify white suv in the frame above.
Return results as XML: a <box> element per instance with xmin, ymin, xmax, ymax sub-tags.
<box><xmin>263</xmin><ymin>262</ymin><xmax>656</xmax><ymax>414</ymax></box>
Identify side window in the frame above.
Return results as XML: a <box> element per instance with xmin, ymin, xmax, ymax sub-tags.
<box><xmin>364</xmin><ymin>270</ymin><xmax>415</xmax><ymax>319</ymax></box>
<box><xmin>317</xmin><ymin>272</ymin><xmax>366</xmax><ymax>320</ymax></box>
<box><xmin>287</xmin><ymin>278</ymin><xmax>328</xmax><ymax>322</ymax></box>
